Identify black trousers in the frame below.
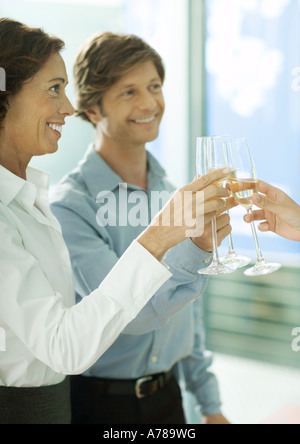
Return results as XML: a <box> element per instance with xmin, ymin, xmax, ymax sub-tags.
<box><xmin>71</xmin><ymin>375</ymin><xmax>186</xmax><ymax>425</ymax></box>
<box><xmin>0</xmin><ymin>378</ymin><xmax>71</xmax><ymax>425</ymax></box>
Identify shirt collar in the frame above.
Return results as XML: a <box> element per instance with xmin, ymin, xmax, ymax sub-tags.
<box><xmin>147</xmin><ymin>150</ymin><xmax>167</xmax><ymax>189</ymax></box>
<box><xmin>80</xmin><ymin>144</ymin><xmax>167</xmax><ymax>200</ymax></box>
<box><xmin>0</xmin><ymin>164</ymin><xmax>49</xmax><ymax>207</ymax></box>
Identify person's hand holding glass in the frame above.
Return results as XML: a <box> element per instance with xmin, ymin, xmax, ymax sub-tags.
<box><xmin>228</xmin><ymin>138</ymin><xmax>282</xmax><ymax>276</ymax></box>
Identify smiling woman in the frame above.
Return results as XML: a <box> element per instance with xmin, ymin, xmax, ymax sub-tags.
<box><xmin>0</xmin><ymin>17</ymin><xmax>233</xmax><ymax>424</ymax></box>
<box><xmin>4</xmin><ymin>52</ymin><xmax>74</xmax><ymax>167</ymax></box>
<box><xmin>0</xmin><ymin>20</ymin><xmax>65</xmax><ymax>126</ymax></box>
<box><xmin>0</xmin><ymin>20</ymin><xmax>74</xmax><ymax>179</ymax></box>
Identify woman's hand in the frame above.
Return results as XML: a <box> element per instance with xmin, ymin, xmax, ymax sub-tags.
<box><xmin>244</xmin><ymin>180</ymin><xmax>300</xmax><ymax>242</ymax></box>
<box><xmin>138</xmin><ymin>168</ymin><xmax>233</xmax><ymax>261</ymax></box>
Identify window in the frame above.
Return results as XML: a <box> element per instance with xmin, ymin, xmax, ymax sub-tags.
<box><xmin>206</xmin><ymin>0</ymin><xmax>300</xmax><ymax>263</ymax></box>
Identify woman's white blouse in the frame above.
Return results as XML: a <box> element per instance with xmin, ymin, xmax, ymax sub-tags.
<box><xmin>0</xmin><ymin>166</ymin><xmax>172</xmax><ymax>387</ymax></box>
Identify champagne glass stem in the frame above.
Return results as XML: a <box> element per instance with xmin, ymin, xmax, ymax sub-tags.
<box><xmin>247</xmin><ymin>208</ymin><xmax>264</xmax><ymax>263</ymax></box>
<box><xmin>211</xmin><ymin>216</ymin><xmax>219</xmax><ymax>263</ymax></box>
<box><xmin>227</xmin><ymin>235</ymin><xmax>235</xmax><ymax>255</ymax></box>
<box><xmin>220</xmin><ymin>209</ymin><xmax>251</xmax><ymax>269</ymax></box>
<box><xmin>227</xmin><ymin>211</ymin><xmax>235</xmax><ymax>255</ymax></box>
<box><xmin>198</xmin><ymin>209</ymin><xmax>235</xmax><ymax>275</ymax></box>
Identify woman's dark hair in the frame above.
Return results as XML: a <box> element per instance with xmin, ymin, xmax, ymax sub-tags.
<box><xmin>0</xmin><ymin>18</ymin><xmax>65</xmax><ymax>127</ymax></box>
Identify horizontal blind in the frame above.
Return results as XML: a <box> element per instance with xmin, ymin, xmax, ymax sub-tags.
<box><xmin>203</xmin><ymin>266</ymin><xmax>300</xmax><ymax>368</ymax></box>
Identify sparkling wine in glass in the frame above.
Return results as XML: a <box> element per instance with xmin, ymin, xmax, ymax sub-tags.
<box><xmin>219</xmin><ymin>135</ymin><xmax>251</xmax><ymax>269</ymax></box>
<box><xmin>229</xmin><ymin>138</ymin><xmax>281</xmax><ymax>276</ymax></box>
<box><xmin>197</xmin><ymin>136</ymin><xmax>236</xmax><ymax>275</ymax></box>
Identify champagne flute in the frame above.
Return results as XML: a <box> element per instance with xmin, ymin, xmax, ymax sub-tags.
<box><xmin>219</xmin><ymin>135</ymin><xmax>251</xmax><ymax>269</ymax></box>
<box><xmin>197</xmin><ymin>136</ymin><xmax>236</xmax><ymax>275</ymax></box>
<box><xmin>229</xmin><ymin>138</ymin><xmax>281</xmax><ymax>276</ymax></box>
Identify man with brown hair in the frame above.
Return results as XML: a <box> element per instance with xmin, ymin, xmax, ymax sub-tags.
<box><xmin>51</xmin><ymin>32</ymin><xmax>232</xmax><ymax>424</ymax></box>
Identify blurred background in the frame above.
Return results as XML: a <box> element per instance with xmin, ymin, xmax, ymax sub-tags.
<box><xmin>1</xmin><ymin>0</ymin><xmax>300</xmax><ymax>424</ymax></box>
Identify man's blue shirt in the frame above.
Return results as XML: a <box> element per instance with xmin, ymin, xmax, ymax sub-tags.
<box><xmin>50</xmin><ymin>144</ymin><xmax>222</xmax><ymax>416</ymax></box>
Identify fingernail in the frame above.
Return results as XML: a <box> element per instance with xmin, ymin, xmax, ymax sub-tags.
<box><xmin>223</xmin><ymin>168</ymin><xmax>232</xmax><ymax>174</ymax></box>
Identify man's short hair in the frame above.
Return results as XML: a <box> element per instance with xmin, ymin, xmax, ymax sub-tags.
<box><xmin>73</xmin><ymin>32</ymin><xmax>165</xmax><ymax>126</ymax></box>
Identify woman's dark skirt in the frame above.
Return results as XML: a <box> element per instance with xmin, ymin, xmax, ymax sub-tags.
<box><xmin>0</xmin><ymin>377</ymin><xmax>71</xmax><ymax>424</ymax></box>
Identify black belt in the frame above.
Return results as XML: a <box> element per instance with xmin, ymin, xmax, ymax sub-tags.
<box><xmin>78</xmin><ymin>371</ymin><xmax>173</xmax><ymax>399</ymax></box>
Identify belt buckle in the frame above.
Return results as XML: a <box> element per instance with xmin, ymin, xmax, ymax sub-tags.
<box><xmin>135</xmin><ymin>376</ymin><xmax>153</xmax><ymax>399</ymax></box>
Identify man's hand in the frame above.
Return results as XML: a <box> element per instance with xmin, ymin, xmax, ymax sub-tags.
<box><xmin>192</xmin><ymin>197</ymin><xmax>237</xmax><ymax>252</ymax></box>
<box><xmin>244</xmin><ymin>181</ymin><xmax>300</xmax><ymax>242</ymax></box>
<box><xmin>203</xmin><ymin>414</ymin><xmax>231</xmax><ymax>425</ymax></box>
